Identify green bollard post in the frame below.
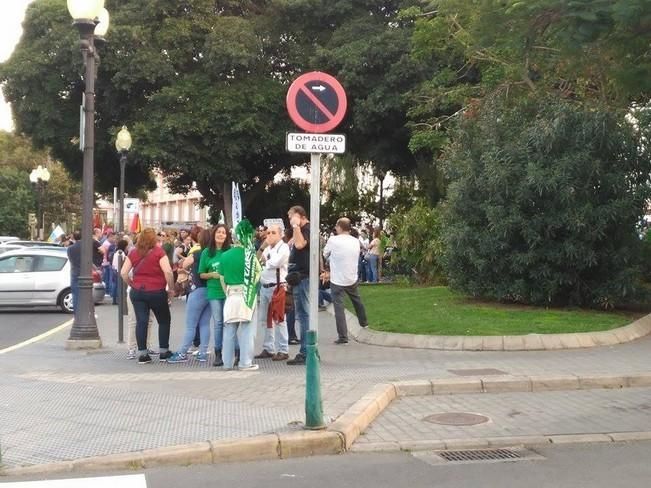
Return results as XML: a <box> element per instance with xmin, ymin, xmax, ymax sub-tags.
<box><xmin>305</xmin><ymin>329</ymin><xmax>325</xmax><ymax>429</ymax></box>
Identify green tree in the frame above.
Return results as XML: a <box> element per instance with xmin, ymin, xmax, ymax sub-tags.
<box><xmin>0</xmin><ymin>167</ymin><xmax>34</xmax><ymax>237</ymax></box>
<box><xmin>388</xmin><ymin>199</ymin><xmax>444</xmax><ymax>283</ymax></box>
<box><xmin>441</xmin><ymin>94</ymin><xmax>651</xmax><ymax>308</ymax></box>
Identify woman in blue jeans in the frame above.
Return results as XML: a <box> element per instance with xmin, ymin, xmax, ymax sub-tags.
<box><xmin>198</xmin><ymin>224</ymin><xmax>232</xmax><ymax>367</ymax></box>
<box><xmin>167</xmin><ymin>228</ymin><xmax>213</xmax><ymax>363</ymax></box>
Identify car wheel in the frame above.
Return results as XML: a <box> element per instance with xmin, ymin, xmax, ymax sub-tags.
<box><xmin>59</xmin><ymin>288</ymin><xmax>74</xmax><ymax>314</ymax></box>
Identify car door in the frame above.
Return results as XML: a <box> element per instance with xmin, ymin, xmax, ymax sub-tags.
<box><xmin>0</xmin><ymin>254</ymin><xmax>36</xmax><ymax>304</ymax></box>
<box><xmin>31</xmin><ymin>255</ymin><xmax>68</xmax><ymax>305</ymax></box>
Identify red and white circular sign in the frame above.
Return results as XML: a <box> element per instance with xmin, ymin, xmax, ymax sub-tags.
<box><xmin>286</xmin><ymin>72</ymin><xmax>347</xmax><ymax>133</ymax></box>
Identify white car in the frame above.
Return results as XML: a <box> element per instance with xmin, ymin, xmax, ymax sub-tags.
<box><xmin>0</xmin><ymin>248</ymin><xmax>106</xmax><ymax>313</ymax></box>
<box><xmin>0</xmin><ymin>236</ymin><xmax>19</xmax><ymax>245</ymax></box>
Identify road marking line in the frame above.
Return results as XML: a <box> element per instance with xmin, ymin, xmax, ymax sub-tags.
<box><xmin>0</xmin><ymin>318</ymin><xmax>73</xmax><ymax>355</ymax></box>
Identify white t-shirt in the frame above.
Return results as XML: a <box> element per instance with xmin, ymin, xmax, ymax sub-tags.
<box><xmin>323</xmin><ymin>234</ymin><xmax>360</xmax><ymax>286</ymax></box>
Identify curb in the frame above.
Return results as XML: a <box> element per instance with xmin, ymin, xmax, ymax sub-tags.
<box><xmin>351</xmin><ymin>432</ymin><xmax>651</xmax><ymax>453</ymax></box>
<box><xmin>344</xmin><ymin>309</ymin><xmax>651</xmax><ymax>351</ymax></box>
<box><xmin>3</xmin><ymin>373</ymin><xmax>651</xmax><ymax>477</ymax></box>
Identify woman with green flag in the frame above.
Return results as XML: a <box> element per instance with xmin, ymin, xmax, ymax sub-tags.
<box><xmin>220</xmin><ymin>220</ymin><xmax>261</xmax><ymax>371</ymax></box>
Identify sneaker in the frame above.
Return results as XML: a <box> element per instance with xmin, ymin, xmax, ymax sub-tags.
<box><xmin>158</xmin><ymin>350</ymin><xmax>173</xmax><ymax>362</ymax></box>
<box><xmin>166</xmin><ymin>352</ymin><xmax>188</xmax><ymax>363</ymax></box>
<box><xmin>288</xmin><ymin>338</ymin><xmax>300</xmax><ymax>345</ymax></box>
<box><xmin>127</xmin><ymin>349</ymin><xmax>137</xmax><ymax>360</ymax></box>
<box><xmin>318</xmin><ymin>305</ymin><xmax>327</xmax><ymax>311</ymax></box>
<box><xmin>254</xmin><ymin>349</ymin><xmax>274</xmax><ymax>359</ymax></box>
<box><xmin>334</xmin><ymin>338</ymin><xmax>349</xmax><ymax>345</ymax></box>
<box><xmin>147</xmin><ymin>349</ymin><xmax>160</xmax><ymax>356</ymax></box>
<box><xmin>187</xmin><ymin>345</ymin><xmax>199</xmax><ymax>354</ymax></box>
<box><xmin>138</xmin><ymin>354</ymin><xmax>152</xmax><ymax>365</ymax></box>
<box><xmin>360</xmin><ymin>323</ymin><xmax>369</xmax><ymax>328</ymax></box>
<box><xmin>192</xmin><ymin>349</ymin><xmax>200</xmax><ymax>356</ymax></box>
<box><xmin>287</xmin><ymin>353</ymin><xmax>306</xmax><ymax>365</ymax></box>
<box><xmin>196</xmin><ymin>352</ymin><xmax>208</xmax><ymax>362</ymax></box>
<box><xmin>272</xmin><ymin>352</ymin><xmax>290</xmax><ymax>361</ymax></box>
<box><xmin>239</xmin><ymin>364</ymin><xmax>260</xmax><ymax>371</ymax></box>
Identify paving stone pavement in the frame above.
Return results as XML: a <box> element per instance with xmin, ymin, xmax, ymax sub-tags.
<box><xmin>1</xmin><ymin>299</ymin><xmax>651</xmax><ymax>468</ymax></box>
<box><xmin>356</xmin><ymin>387</ymin><xmax>651</xmax><ymax>444</ymax></box>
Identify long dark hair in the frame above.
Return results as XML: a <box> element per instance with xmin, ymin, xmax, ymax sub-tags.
<box><xmin>208</xmin><ymin>224</ymin><xmax>232</xmax><ymax>257</ymax></box>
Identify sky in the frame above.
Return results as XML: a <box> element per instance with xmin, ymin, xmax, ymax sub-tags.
<box><xmin>0</xmin><ymin>0</ymin><xmax>34</xmax><ymax>132</ymax></box>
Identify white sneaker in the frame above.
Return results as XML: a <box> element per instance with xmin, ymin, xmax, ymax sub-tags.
<box><xmin>127</xmin><ymin>349</ymin><xmax>136</xmax><ymax>360</ymax></box>
<box><xmin>238</xmin><ymin>364</ymin><xmax>260</xmax><ymax>371</ymax></box>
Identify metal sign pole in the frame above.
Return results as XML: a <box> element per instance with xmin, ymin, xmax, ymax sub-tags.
<box><xmin>305</xmin><ymin>152</ymin><xmax>325</xmax><ymax>429</ymax></box>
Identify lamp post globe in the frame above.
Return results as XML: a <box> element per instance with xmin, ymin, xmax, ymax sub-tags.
<box><xmin>115</xmin><ymin>126</ymin><xmax>132</xmax><ymax>152</ymax></box>
<box><xmin>66</xmin><ymin>0</ymin><xmax>103</xmax><ymax>22</ymax></box>
<box><xmin>94</xmin><ymin>8</ymin><xmax>110</xmax><ymax>39</ymax></box>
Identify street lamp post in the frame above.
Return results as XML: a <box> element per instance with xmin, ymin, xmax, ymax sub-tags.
<box><xmin>29</xmin><ymin>165</ymin><xmax>51</xmax><ymax>240</ymax></box>
<box><xmin>65</xmin><ymin>0</ymin><xmax>109</xmax><ymax>350</ymax></box>
<box><xmin>115</xmin><ymin>126</ymin><xmax>132</xmax><ymax>234</ymax></box>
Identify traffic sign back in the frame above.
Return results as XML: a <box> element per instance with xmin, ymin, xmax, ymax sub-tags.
<box><xmin>286</xmin><ymin>72</ymin><xmax>347</xmax><ymax>133</ymax></box>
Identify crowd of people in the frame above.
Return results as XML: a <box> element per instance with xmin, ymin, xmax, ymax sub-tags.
<box><xmin>63</xmin><ymin>206</ymin><xmax>380</xmax><ymax>370</ymax></box>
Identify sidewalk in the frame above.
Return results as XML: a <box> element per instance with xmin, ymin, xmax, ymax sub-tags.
<box><xmin>1</xmin><ymin>299</ymin><xmax>651</xmax><ymax>470</ymax></box>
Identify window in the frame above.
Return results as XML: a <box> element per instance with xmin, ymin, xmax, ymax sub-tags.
<box><xmin>0</xmin><ymin>256</ymin><xmax>35</xmax><ymax>273</ymax></box>
<box><xmin>35</xmin><ymin>256</ymin><xmax>66</xmax><ymax>272</ymax></box>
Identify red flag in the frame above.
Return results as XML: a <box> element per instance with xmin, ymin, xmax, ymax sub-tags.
<box><xmin>130</xmin><ymin>213</ymin><xmax>141</xmax><ymax>233</ymax></box>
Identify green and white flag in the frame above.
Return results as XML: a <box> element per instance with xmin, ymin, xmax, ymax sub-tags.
<box><xmin>236</xmin><ymin>219</ymin><xmax>261</xmax><ymax>309</ymax></box>
<box><xmin>218</xmin><ymin>210</ymin><xmax>225</xmax><ymax>224</ymax></box>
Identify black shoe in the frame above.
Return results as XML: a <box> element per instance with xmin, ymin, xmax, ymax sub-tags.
<box><xmin>360</xmin><ymin>324</ymin><xmax>368</xmax><ymax>328</ymax></box>
<box><xmin>288</xmin><ymin>338</ymin><xmax>300</xmax><ymax>345</ymax></box>
<box><xmin>287</xmin><ymin>353</ymin><xmax>306</xmax><ymax>365</ymax></box>
<box><xmin>158</xmin><ymin>351</ymin><xmax>173</xmax><ymax>362</ymax></box>
<box><xmin>213</xmin><ymin>349</ymin><xmax>223</xmax><ymax>367</ymax></box>
<box><xmin>138</xmin><ymin>354</ymin><xmax>152</xmax><ymax>365</ymax></box>
<box><xmin>334</xmin><ymin>338</ymin><xmax>349</xmax><ymax>345</ymax></box>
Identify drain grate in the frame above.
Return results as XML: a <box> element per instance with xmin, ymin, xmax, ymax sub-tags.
<box><xmin>439</xmin><ymin>448</ymin><xmax>521</xmax><ymax>462</ymax></box>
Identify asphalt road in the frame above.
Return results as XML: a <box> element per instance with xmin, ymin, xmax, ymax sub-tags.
<box><xmin>144</xmin><ymin>442</ymin><xmax>651</xmax><ymax>488</ymax></box>
<box><xmin>5</xmin><ymin>442</ymin><xmax>651</xmax><ymax>487</ymax></box>
<box><xmin>0</xmin><ymin>308</ymin><xmax>77</xmax><ymax>350</ymax></box>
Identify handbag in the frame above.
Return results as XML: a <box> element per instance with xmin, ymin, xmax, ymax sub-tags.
<box><xmin>174</xmin><ymin>268</ymin><xmax>192</xmax><ymax>297</ymax></box>
<box><xmin>223</xmin><ymin>285</ymin><xmax>255</xmax><ymax>323</ymax></box>
<box><xmin>267</xmin><ymin>269</ymin><xmax>286</xmax><ymax>327</ymax></box>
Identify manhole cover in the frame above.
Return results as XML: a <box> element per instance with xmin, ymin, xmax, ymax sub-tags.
<box><xmin>423</xmin><ymin>412</ymin><xmax>490</xmax><ymax>426</ymax></box>
<box><xmin>448</xmin><ymin>368</ymin><xmax>507</xmax><ymax>376</ymax></box>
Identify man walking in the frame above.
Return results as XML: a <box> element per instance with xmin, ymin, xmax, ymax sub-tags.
<box><xmin>286</xmin><ymin>205</ymin><xmax>310</xmax><ymax>365</ymax></box>
<box><xmin>323</xmin><ymin>218</ymin><xmax>369</xmax><ymax>344</ymax></box>
<box><xmin>254</xmin><ymin>224</ymin><xmax>290</xmax><ymax>361</ymax></box>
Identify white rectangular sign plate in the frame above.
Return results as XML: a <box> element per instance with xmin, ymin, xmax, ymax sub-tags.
<box><xmin>286</xmin><ymin>133</ymin><xmax>346</xmax><ymax>154</ymax></box>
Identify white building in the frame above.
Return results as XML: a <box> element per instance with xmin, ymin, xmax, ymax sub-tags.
<box><xmin>140</xmin><ymin>171</ymin><xmax>211</xmax><ymax>230</ymax></box>
<box><xmin>97</xmin><ymin>171</ymin><xmax>211</xmax><ymax>231</ymax></box>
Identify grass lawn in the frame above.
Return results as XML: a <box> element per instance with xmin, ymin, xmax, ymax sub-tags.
<box><xmin>346</xmin><ymin>285</ymin><xmax>643</xmax><ymax>336</ymax></box>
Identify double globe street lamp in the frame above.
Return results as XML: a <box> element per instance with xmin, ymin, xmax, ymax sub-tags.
<box><xmin>65</xmin><ymin>0</ymin><xmax>109</xmax><ymax>349</ymax></box>
<box><xmin>29</xmin><ymin>165</ymin><xmax>51</xmax><ymax>240</ymax></box>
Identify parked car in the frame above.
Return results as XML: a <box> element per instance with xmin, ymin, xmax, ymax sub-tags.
<box><xmin>0</xmin><ymin>248</ymin><xmax>105</xmax><ymax>313</ymax></box>
<box><xmin>0</xmin><ymin>244</ymin><xmax>27</xmax><ymax>255</ymax></box>
<box><xmin>0</xmin><ymin>240</ymin><xmax>61</xmax><ymax>248</ymax></box>
<box><xmin>0</xmin><ymin>236</ymin><xmax>19</xmax><ymax>245</ymax></box>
